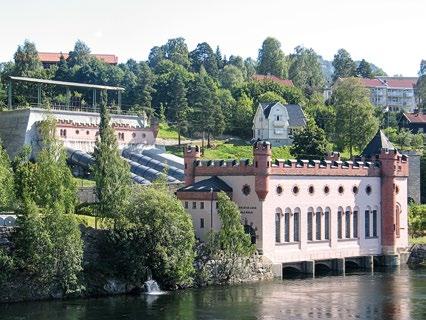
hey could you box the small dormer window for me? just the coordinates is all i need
[276,115,280,121]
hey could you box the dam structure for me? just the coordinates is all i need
[0,77,184,185]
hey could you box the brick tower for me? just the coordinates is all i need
[253,140,272,201]
[183,145,201,186]
[379,149,409,254]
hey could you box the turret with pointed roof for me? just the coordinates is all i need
[361,129,396,158]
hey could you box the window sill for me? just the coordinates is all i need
[308,240,330,243]
[275,241,300,245]
[365,236,378,239]
[337,238,359,241]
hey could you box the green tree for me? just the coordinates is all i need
[258,91,287,104]
[188,70,224,147]
[290,118,330,160]
[134,62,156,114]
[232,93,254,138]
[67,40,91,67]
[257,37,288,78]
[168,73,189,145]
[356,59,373,78]
[162,38,191,69]
[332,49,356,81]
[148,46,165,69]
[219,65,244,90]
[13,203,83,295]
[111,185,195,288]
[331,78,379,157]
[0,141,14,210]
[355,59,374,79]
[13,40,44,77]
[288,47,325,98]
[206,192,254,283]
[93,91,131,223]
[304,92,336,138]
[408,204,426,237]
[190,42,219,78]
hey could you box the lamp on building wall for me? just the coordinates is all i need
[210,187,214,231]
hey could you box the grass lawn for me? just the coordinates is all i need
[410,236,426,245]
[166,139,294,160]
[157,123,186,140]
[74,177,96,187]
[75,214,97,228]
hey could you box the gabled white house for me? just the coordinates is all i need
[252,102,306,146]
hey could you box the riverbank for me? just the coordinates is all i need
[0,225,273,304]
[0,268,424,320]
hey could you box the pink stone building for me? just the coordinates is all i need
[176,132,409,275]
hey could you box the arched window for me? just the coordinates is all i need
[324,207,330,240]
[307,207,314,241]
[353,207,359,238]
[337,206,343,239]
[345,206,351,238]
[316,207,322,240]
[294,208,300,242]
[284,208,291,242]
[373,206,378,237]
[395,204,400,238]
[275,211,281,243]
[365,206,371,238]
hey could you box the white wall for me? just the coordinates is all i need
[262,175,383,264]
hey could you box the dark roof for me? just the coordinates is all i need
[286,104,306,126]
[260,102,306,126]
[361,130,396,157]
[178,176,232,193]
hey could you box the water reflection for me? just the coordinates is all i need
[0,268,424,320]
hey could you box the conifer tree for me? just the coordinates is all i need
[93,91,131,224]
[169,74,189,145]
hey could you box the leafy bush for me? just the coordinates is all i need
[408,204,426,238]
[108,185,195,289]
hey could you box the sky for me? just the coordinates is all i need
[0,0,424,76]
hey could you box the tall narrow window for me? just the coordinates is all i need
[373,210,378,237]
[338,210,342,239]
[353,211,358,238]
[284,212,290,242]
[200,218,205,229]
[365,210,370,238]
[345,210,351,238]
[294,211,300,242]
[275,213,280,243]
[316,211,321,240]
[200,202,204,209]
[307,211,313,241]
[324,210,330,240]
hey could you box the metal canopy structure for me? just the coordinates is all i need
[7,76,124,109]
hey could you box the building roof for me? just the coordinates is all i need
[358,77,417,89]
[359,78,384,88]
[260,102,306,126]
[403,112,426,124]
[38,52,118,65]
[9,76,125,91]
[361,130,396,158]
[178,176,232,193]
[253,74,294,87]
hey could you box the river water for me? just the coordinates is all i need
[0,268,424,320]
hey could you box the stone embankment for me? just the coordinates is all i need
[0,226,273,303]
[408,244,426,267]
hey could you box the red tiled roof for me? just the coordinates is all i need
[38,52,118,64]
[379,78,417,89]
[403,112,426,123]
[357,77,417,89]
[358,78,384,88]
[253,74,294,87]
